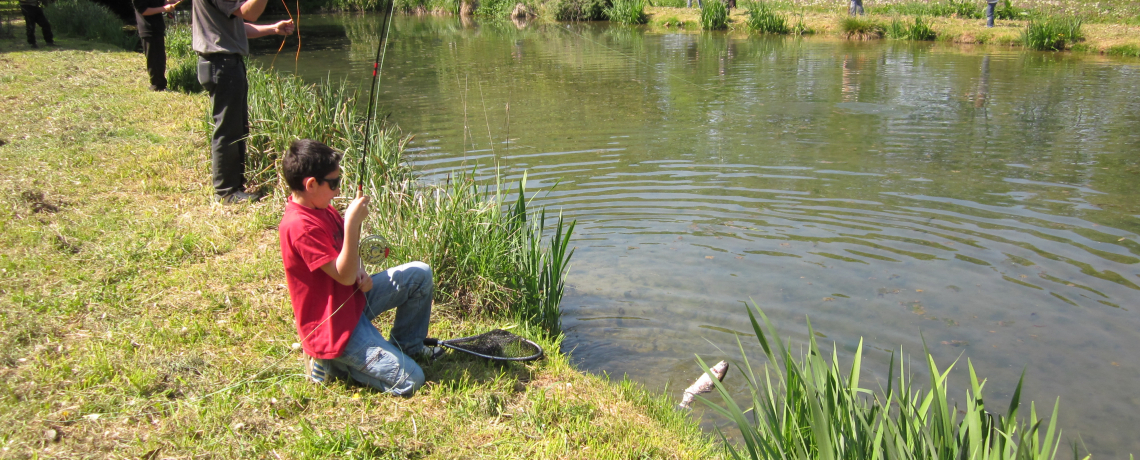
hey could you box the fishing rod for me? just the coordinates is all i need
[358,0,397,197]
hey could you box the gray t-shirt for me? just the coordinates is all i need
[192,0,249,56]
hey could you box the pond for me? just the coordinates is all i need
[251,14,1140,457]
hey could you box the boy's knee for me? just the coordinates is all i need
[406,261,433,288]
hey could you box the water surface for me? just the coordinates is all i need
[253,16,1140,456]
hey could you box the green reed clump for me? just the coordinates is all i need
[165,25,202,94]
[43,0,137,49]
[245,67,370,189]
[649,0,685,7]
[700,0,729,30]
[606,0,649,25]
[363,169,574,333]
[397,0,461,14]
[744,1,789,34]
[1024,16,1083,51]
[1106,44,1140,57]
[700,302,1087,460]
[885,15,936,40]
[839,16,883,39]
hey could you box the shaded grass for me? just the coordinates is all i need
[43,0,137,50]
[165,24,202,94]
[701,302,1092,459]
[0,45,718,459]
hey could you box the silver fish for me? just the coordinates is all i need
[677,360,729,409]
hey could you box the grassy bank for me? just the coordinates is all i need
[641,2,1140,54]
[0,39,717,458]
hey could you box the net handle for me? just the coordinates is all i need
[422,336,544,362]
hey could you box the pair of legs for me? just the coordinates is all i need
[317,262,434,396]
[198,53,250,199]
[141,34,167,91]
[21,4,53,47]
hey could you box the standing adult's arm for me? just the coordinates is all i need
[244,20,294,39]
[237,0,270,21]
[141,1,179,16]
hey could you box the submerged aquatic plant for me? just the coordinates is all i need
[744,1,790,34]
[699,302,1089,460]
[1024,16,1083,51]
[885,15,936,40]
[700,0,729,30]
[606,0,649,25]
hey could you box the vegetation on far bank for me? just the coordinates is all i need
[0,37,717,458]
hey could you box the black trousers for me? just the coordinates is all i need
[141,35,167,90]
[21,4,53,46]
[198,54,248,197]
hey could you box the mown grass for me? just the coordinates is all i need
[606,0,649,25]
[42,0,137,50]
[701,302,1094,460]
[0,41,718,458]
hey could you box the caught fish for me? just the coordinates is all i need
[677,360,729,409]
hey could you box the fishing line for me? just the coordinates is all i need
[359,0,396,196]
[270,0,295,69]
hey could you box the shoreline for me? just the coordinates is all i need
[0,38,717,458]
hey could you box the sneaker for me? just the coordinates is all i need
[214,190,262,204]
[305,356,346,384]
[412,345,445,361]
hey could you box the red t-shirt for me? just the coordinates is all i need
[279,197,366,359]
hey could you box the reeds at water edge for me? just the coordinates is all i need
[699,301,1092,460]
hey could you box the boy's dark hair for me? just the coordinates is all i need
[283,139,343,192]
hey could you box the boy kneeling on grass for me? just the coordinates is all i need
[279,139,434,396]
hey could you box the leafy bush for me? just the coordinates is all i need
[605,0,648,24]
[700,0,728,30]
[700,303,1083,460]
[165,25,203,94]
[1023,15,1082,51]
[839,16,883,39]
[995,0,1025,20]
[43,0,138,49]
[552,0,610,20]
[743,1,789,34]
[885,16,936,40]
[474,0,516,16]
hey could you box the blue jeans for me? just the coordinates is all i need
[329,262,433,396]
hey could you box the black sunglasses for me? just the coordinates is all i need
[320,175,342,190]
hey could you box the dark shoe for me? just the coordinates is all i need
[214,191,262,204]
[29,43,38,49]
[46,42,57,47]
[150,85,167,92]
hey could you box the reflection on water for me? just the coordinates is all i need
[253,15,1140,457]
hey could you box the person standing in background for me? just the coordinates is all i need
[19,0,54,49]
[134,0,179,91]
[986,0,998,27]
[192,0,293,204]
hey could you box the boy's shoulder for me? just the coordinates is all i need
[281,200,342,235]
